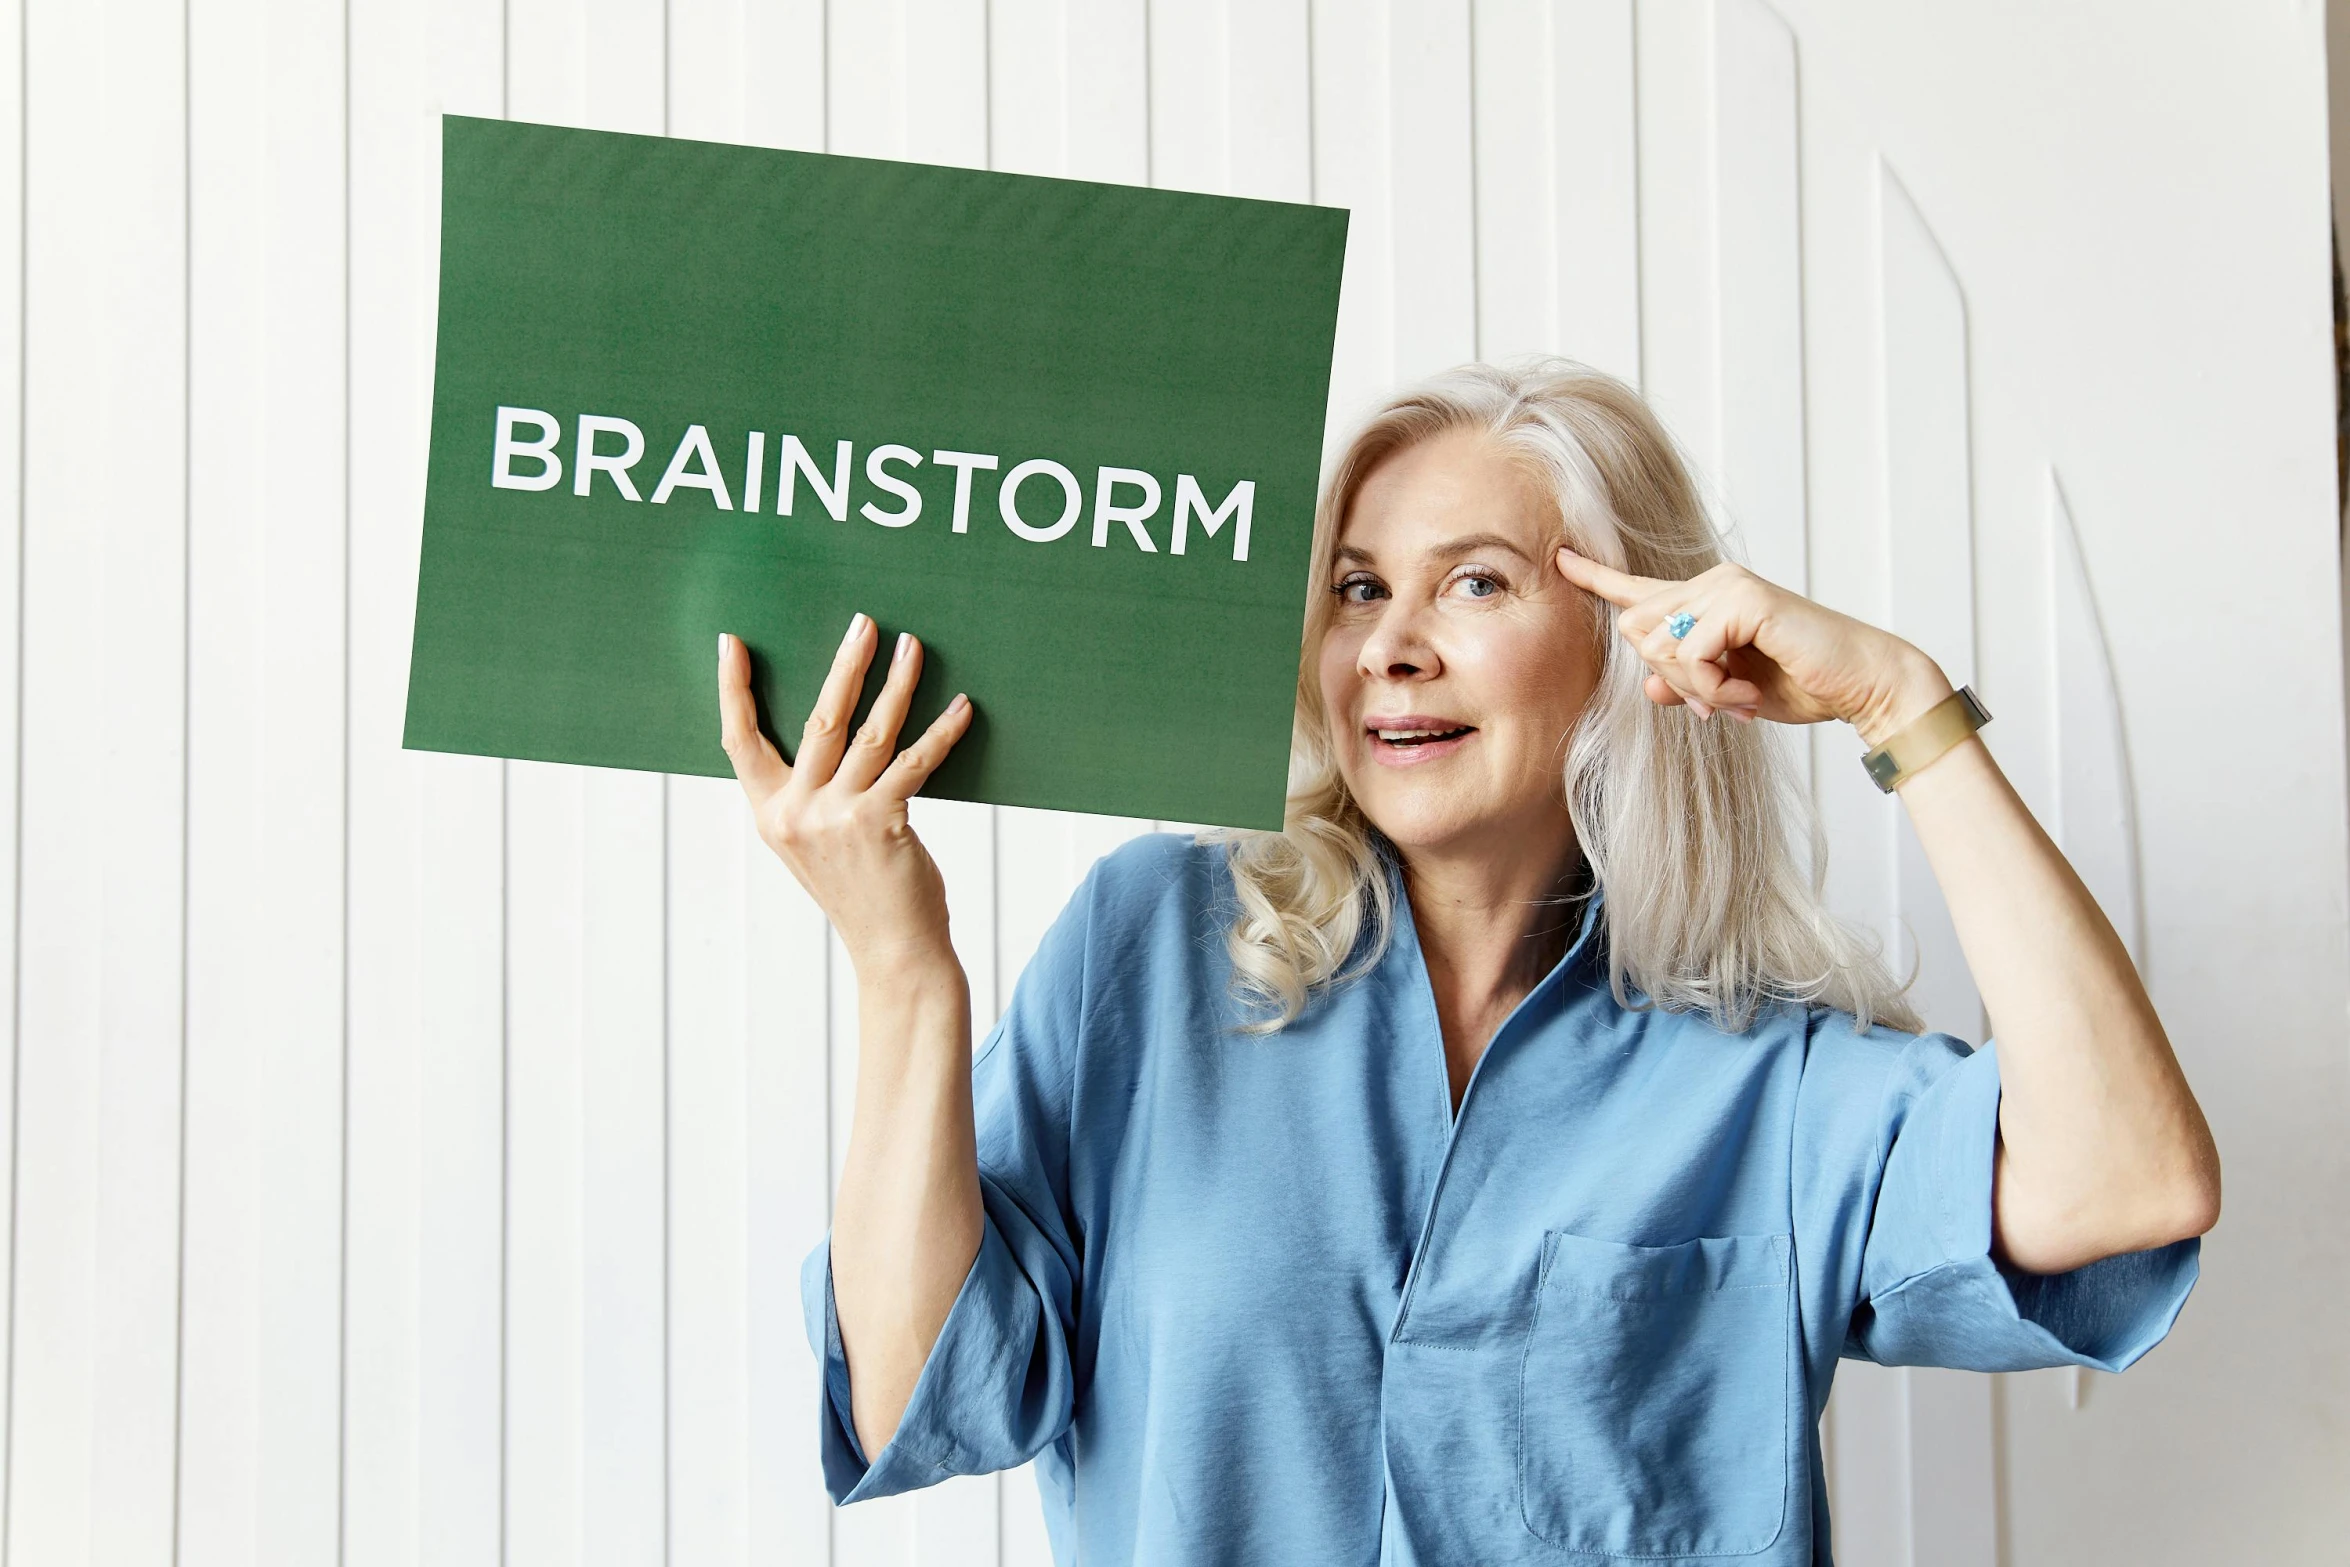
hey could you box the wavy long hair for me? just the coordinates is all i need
[1194,357,1920,1037]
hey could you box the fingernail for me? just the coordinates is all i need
[893,630,912,666]
[948,692,970,715]
[1690,700,1714,719]
[717,632,729,658]
[842,612,868,648]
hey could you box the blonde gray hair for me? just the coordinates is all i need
[1195,357,1920,1037]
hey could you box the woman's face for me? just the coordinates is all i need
[1317,429,1602,864]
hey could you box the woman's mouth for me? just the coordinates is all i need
[1365,717,1477,766]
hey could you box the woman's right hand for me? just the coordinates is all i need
[728,615,985,1457]
[717,613,976,971]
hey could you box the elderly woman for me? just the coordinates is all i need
[715,359,2217,1566]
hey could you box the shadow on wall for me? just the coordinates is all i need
[2333,209,2347,522]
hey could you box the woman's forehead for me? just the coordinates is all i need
[1339,433,1554,561]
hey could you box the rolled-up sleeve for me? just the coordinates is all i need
[797,862,1096,1505]
[1846,1033,2200,1373]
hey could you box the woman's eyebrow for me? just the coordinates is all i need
[1334,532,1537,568]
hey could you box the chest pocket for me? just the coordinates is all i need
[1517,1230,1796,1558]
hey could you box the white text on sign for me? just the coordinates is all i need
[490,407,1255,562]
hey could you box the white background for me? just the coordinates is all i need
[2,1,2342,1564]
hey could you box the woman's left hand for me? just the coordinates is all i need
[1555,547,1953,744]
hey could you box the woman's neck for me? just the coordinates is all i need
[1400,837,1590,1069]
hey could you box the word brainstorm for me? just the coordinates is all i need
[491,407,1258,561]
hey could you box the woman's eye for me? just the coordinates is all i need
[1455,570,1504,599]
[1331,574,1384,604]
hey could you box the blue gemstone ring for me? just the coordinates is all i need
[1666,611,1698,640]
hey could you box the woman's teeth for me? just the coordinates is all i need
[1376,727,1472,745]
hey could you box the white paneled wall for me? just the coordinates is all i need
[5,3,2344,1566]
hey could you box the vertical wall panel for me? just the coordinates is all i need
[663,776,753,1567]
[1711,0,1805,595]
[1148,3,1225,197]
[744,0,828,153]
[1872,154,1996,1567]
[1227,4,1312,203]
[1387,0,1477,381]
[579,776,669,1567]
[182,0,270,1554]
[1312,0,1394,438]
[904,0,989,170]
[1314,0,1479,429]
[1471,0,1556,362]
[668,0,745,145]
[342,4,513,1561]
[13,2,189,1563]
[2046,469,2140,967]
[504,768,589,1567]
[2037,466,2141,1417]
[1708,0,1814,861]
[828,2,902,164]
[987,0,1064,181]
[509,0,665,133]
[994,0,1151,190]
[1907,1373,1996,1567]
[1064,2,1151,184]
[412,746,508,1567]
[1469,0,1637,380]
[499,9,674,1567]
[1472,0,1645,380]
[0,0,22,1535]
[1633,0,1719,472]
[346,0,517,1505]
[182,0,349,1564]
[745,830,837,1566]
[1825,1362,1910,1565]
[1875,158,1978,1040]
[1554,0,1641,385]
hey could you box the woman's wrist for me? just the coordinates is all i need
[1847,648,1957,749]
[850,929,964,988]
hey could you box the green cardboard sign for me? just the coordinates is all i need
[402,115,1347,829]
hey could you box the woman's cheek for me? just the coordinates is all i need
[1318,633,1360,708]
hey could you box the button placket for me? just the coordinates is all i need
[1383,883,1605,1344]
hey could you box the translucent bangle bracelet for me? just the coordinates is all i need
[1861,685,1991,793]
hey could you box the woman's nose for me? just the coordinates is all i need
[1358,600,1440,679]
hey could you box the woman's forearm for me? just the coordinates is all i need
[829,943,986,1460]
[1870,662,2221,1274]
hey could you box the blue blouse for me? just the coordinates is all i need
[800,830,2199,1565]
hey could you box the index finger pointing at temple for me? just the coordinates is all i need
[1554,544,1664,609]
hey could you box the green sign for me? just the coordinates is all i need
[402,115,1348,829]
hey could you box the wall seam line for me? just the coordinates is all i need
[338,0,355,1563]
[172,0,193,1556]
[1,0,23,1553]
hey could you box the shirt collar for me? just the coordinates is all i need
[1378,847,1610,997]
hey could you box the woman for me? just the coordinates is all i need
[715,359,2217,1565]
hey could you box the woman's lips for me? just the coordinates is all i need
[1365,720,1477,768]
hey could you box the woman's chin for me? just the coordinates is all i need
[1354,793,1497,857]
